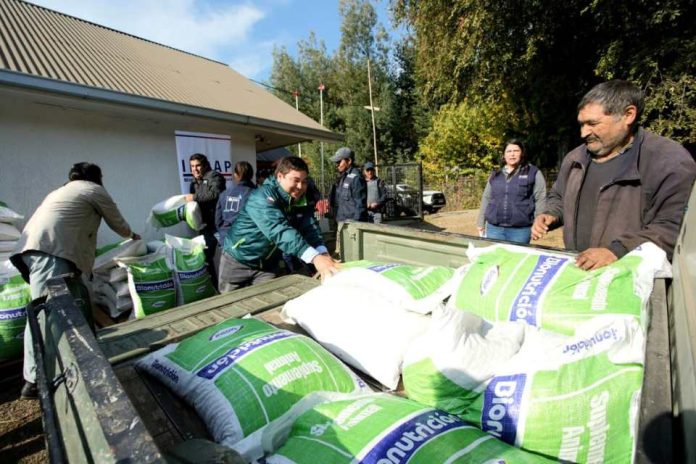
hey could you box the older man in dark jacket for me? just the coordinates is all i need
[532,80,696,270]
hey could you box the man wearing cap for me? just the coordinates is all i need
[329,147,368,224]
[363,161,387,224]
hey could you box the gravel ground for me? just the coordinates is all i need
[422,209,565,249]
[0,364,46,464]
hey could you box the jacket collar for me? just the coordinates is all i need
[265,176,306,206]
[569,128,645,183]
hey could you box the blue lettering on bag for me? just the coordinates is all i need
[481,374,527,444]
[197,331,296,380]
[361,409,466,463]
[509,255,567,326]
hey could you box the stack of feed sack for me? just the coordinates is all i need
[0,201,23,263]
[401,242,669,463]
[116,235,216,319]
[92,239,147,318]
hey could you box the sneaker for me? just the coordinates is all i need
[20,381,38,400]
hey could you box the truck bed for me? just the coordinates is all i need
[103,274,392,454]
[32,221,686,463]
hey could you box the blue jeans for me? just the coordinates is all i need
[485,224,532,244]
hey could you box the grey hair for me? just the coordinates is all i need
[578,80,644,131]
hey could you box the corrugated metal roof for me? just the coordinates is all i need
[0,0,337,140]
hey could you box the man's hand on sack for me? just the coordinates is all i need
[575,247,617,271]
[312,253,341,281]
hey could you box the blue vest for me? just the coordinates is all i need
[484,164,538,227]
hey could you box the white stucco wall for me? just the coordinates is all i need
[0,88,257,245]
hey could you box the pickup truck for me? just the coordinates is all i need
[29,185,696,463]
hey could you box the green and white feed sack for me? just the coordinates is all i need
[406,312,644,463]
[448,242,667,334]
[136,318,371,454]
[165,235,216,305]
[0,262,30,360]
[262,393,551,463]
[149,195,203,230]
[118,251,176,318]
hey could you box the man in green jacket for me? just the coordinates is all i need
[218,156,338,292]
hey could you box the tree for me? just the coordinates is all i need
[419,95,513,183]
[393,0,696,170]
[269,0,403,174]
[384,36,430,163]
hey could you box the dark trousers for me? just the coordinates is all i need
[202,230,219,289]
[217,252,277,293]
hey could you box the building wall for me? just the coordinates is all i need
[0,88,257,244]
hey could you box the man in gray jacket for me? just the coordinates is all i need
[532,80,696,270]
[11,162,139,399]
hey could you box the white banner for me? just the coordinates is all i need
[175,131,233,194]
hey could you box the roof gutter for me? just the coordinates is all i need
[0,69,343,143]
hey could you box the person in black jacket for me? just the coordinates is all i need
[329,147,367,223]
[186,153,226,286]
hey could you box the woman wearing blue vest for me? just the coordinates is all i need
[477,139,546,243]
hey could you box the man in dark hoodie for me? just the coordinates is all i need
[186,153,226,285]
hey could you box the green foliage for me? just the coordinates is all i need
[393,0,696,168]
[643,75,696,147]
[270,0,695,201]
[419,96,517,183]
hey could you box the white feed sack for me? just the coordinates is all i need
[0,241,17,253]
[0,223,21,241]
[93,239,147,274]
[0,202,24,225]
[92,279,132,318]
[135,318,371,461]
[324,260,465,314]
[148,195,203,231]
[94,266,127,284]
[165,235,216,305]
[146,240,166,254]
[447,242,669,335]
[282,283,431,390]
[262,393,553,464]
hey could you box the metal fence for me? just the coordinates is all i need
[377,163,423,220]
